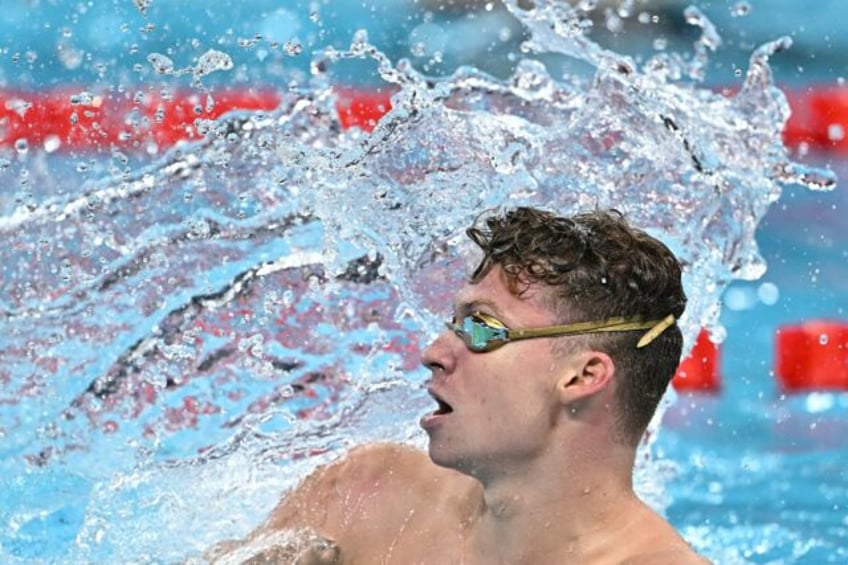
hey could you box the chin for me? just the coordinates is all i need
[426,439,451,467]
[426,438,461,470]
[426,441,481,478]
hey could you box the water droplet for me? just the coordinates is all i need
[757,282,779,305]
[805,392,834,413]
[43,135,61,154]
[194,49,233,77]
[57,42,84,70]
[238,36,261,49]
[284,40,303,56]
[731,1,751,17]
[310,54,330,76]
[14,138,28,154]
[134,0,151,16]
[777,161,837,191]
[605,12,623,33]
[616,0,634,18]
[147,53,175,75]
[350,29,370,54]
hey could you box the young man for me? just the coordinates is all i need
[211,207,708,564]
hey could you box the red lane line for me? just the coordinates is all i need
[783,87,848,152]
[0,88,283,153]
[672,329,721,393]
[2,86,845,154]
[775,320,848,392]
[0,87,395,153]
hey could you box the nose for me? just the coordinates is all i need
[421,328,458,375]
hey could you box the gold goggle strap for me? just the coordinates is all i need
[635,314,677,348]
[505,314,677,349]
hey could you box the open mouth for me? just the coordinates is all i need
[431,392,453,415]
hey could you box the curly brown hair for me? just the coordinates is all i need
[466,207,687,445]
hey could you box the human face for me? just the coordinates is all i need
[419,266,573,479]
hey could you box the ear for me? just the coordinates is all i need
[555,350,615,405]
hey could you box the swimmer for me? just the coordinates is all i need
[212,207,709,564]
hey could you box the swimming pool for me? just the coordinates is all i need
[1,1,846,563]
[662,163,848,562]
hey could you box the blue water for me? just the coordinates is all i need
[1,1,847,563]
[661,161,848,562]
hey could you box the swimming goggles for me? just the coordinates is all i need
[446,311,676,353]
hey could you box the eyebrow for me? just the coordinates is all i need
[453,299,503,318]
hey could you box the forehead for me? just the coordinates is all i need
[453,267,553,322]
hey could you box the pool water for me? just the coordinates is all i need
[1,1,847,563]
[659,165,848,563]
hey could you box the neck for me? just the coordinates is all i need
[467,434,642,564]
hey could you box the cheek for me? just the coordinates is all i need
[500,352,560,409]
[465,348,558,415]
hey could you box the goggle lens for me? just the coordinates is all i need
[446,313,508,352]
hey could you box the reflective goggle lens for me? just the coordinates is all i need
[445,313,508,352]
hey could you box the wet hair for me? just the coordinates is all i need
[466,207,687,445]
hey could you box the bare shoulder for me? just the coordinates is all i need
[614,503,710,565]
[205,444,474,563]
[623,547,712,565]
[261,441,478,536]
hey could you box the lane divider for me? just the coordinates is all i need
[673,319,848,394]
[673,330,721,393]
[1,88,281,153]
[0,87,394,153]
[775,320,848,392]
[1,86,847,153]
[784,87,848,153]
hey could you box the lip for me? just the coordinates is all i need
[420,388,454,430]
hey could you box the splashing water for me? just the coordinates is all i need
[0,1,836,562]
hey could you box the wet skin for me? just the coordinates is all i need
[215,267,709,564]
